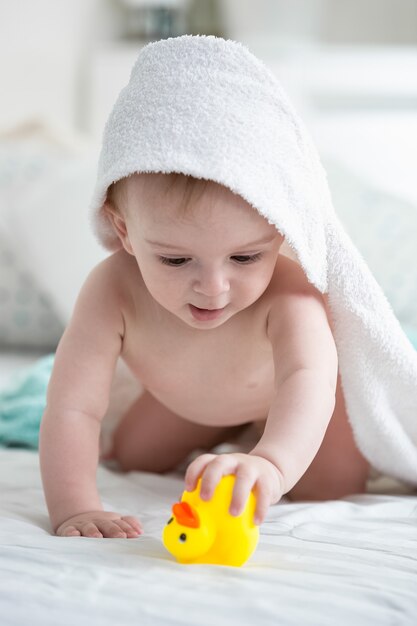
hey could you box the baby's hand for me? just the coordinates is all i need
[184,452,284,525]
[55,511,143,538]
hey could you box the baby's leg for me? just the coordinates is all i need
[287,375,369,501]
[111,389,248,473]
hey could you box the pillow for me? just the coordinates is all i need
[0,136,68,347]
[324,157,417,329]
[0,233,63,348]
[0,132,107,328]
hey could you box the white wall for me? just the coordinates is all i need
[1,0,416,135]
[220,0,417,48]
[1,0,416,187]
[0,0,114,131]
[320,0,417,44]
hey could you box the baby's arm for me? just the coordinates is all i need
[250,263,338,494]
[186,261,337,524]
[39,259,141,538]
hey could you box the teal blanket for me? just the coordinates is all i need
[0,354,54,449]
[1,326,417,450]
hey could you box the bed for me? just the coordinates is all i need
[1,46,417,625]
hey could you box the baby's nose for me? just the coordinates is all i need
[193,268,230,297]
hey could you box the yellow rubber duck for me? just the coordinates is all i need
[162,474,259,567]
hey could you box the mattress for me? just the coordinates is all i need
[1,352,416,625]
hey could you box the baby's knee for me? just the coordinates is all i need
[287,468,368,502]
[111,436,169,473]
[109,417,142,472]
[111,417,189,474]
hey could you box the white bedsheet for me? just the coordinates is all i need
[1,452,417,625]
[1,354,417,625]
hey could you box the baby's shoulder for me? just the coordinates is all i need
[265,253,329,336]
[265,253,327,321]
[94,249,137,281]
[267,253,313,297]
[88,250,140,304]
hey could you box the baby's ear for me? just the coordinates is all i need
[103,201,134,255]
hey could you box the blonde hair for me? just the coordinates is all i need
[106,172,212,217]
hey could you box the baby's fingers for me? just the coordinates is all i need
[79,522,104,538]
[253,481,273,525]
[59,525,81,537]
[121,515,143,533]
[113,518,142,537]
[55,520,100,537]
[185,453,217,491]
[199,456,237,501]
[94,519,130,538]
[229,471,255,517]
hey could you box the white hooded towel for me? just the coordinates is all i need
[90,35,417,486]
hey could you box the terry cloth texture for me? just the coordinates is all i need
[89,35,417,486]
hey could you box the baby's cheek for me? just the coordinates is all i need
[247,276,271,303]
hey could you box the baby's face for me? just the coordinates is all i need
[111,175,284,329]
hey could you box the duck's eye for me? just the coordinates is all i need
[179,533,187,542]
[167,517,174,525]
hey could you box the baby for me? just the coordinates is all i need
[39,171,369,538]
[39,36,371,539]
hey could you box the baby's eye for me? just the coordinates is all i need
[159,257,190,266]
[231,253,262,264]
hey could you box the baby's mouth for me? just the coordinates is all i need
[189,304,226,321]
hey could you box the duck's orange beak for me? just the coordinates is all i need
[172,501,200,528]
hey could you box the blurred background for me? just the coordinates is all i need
[1,0,417,366]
